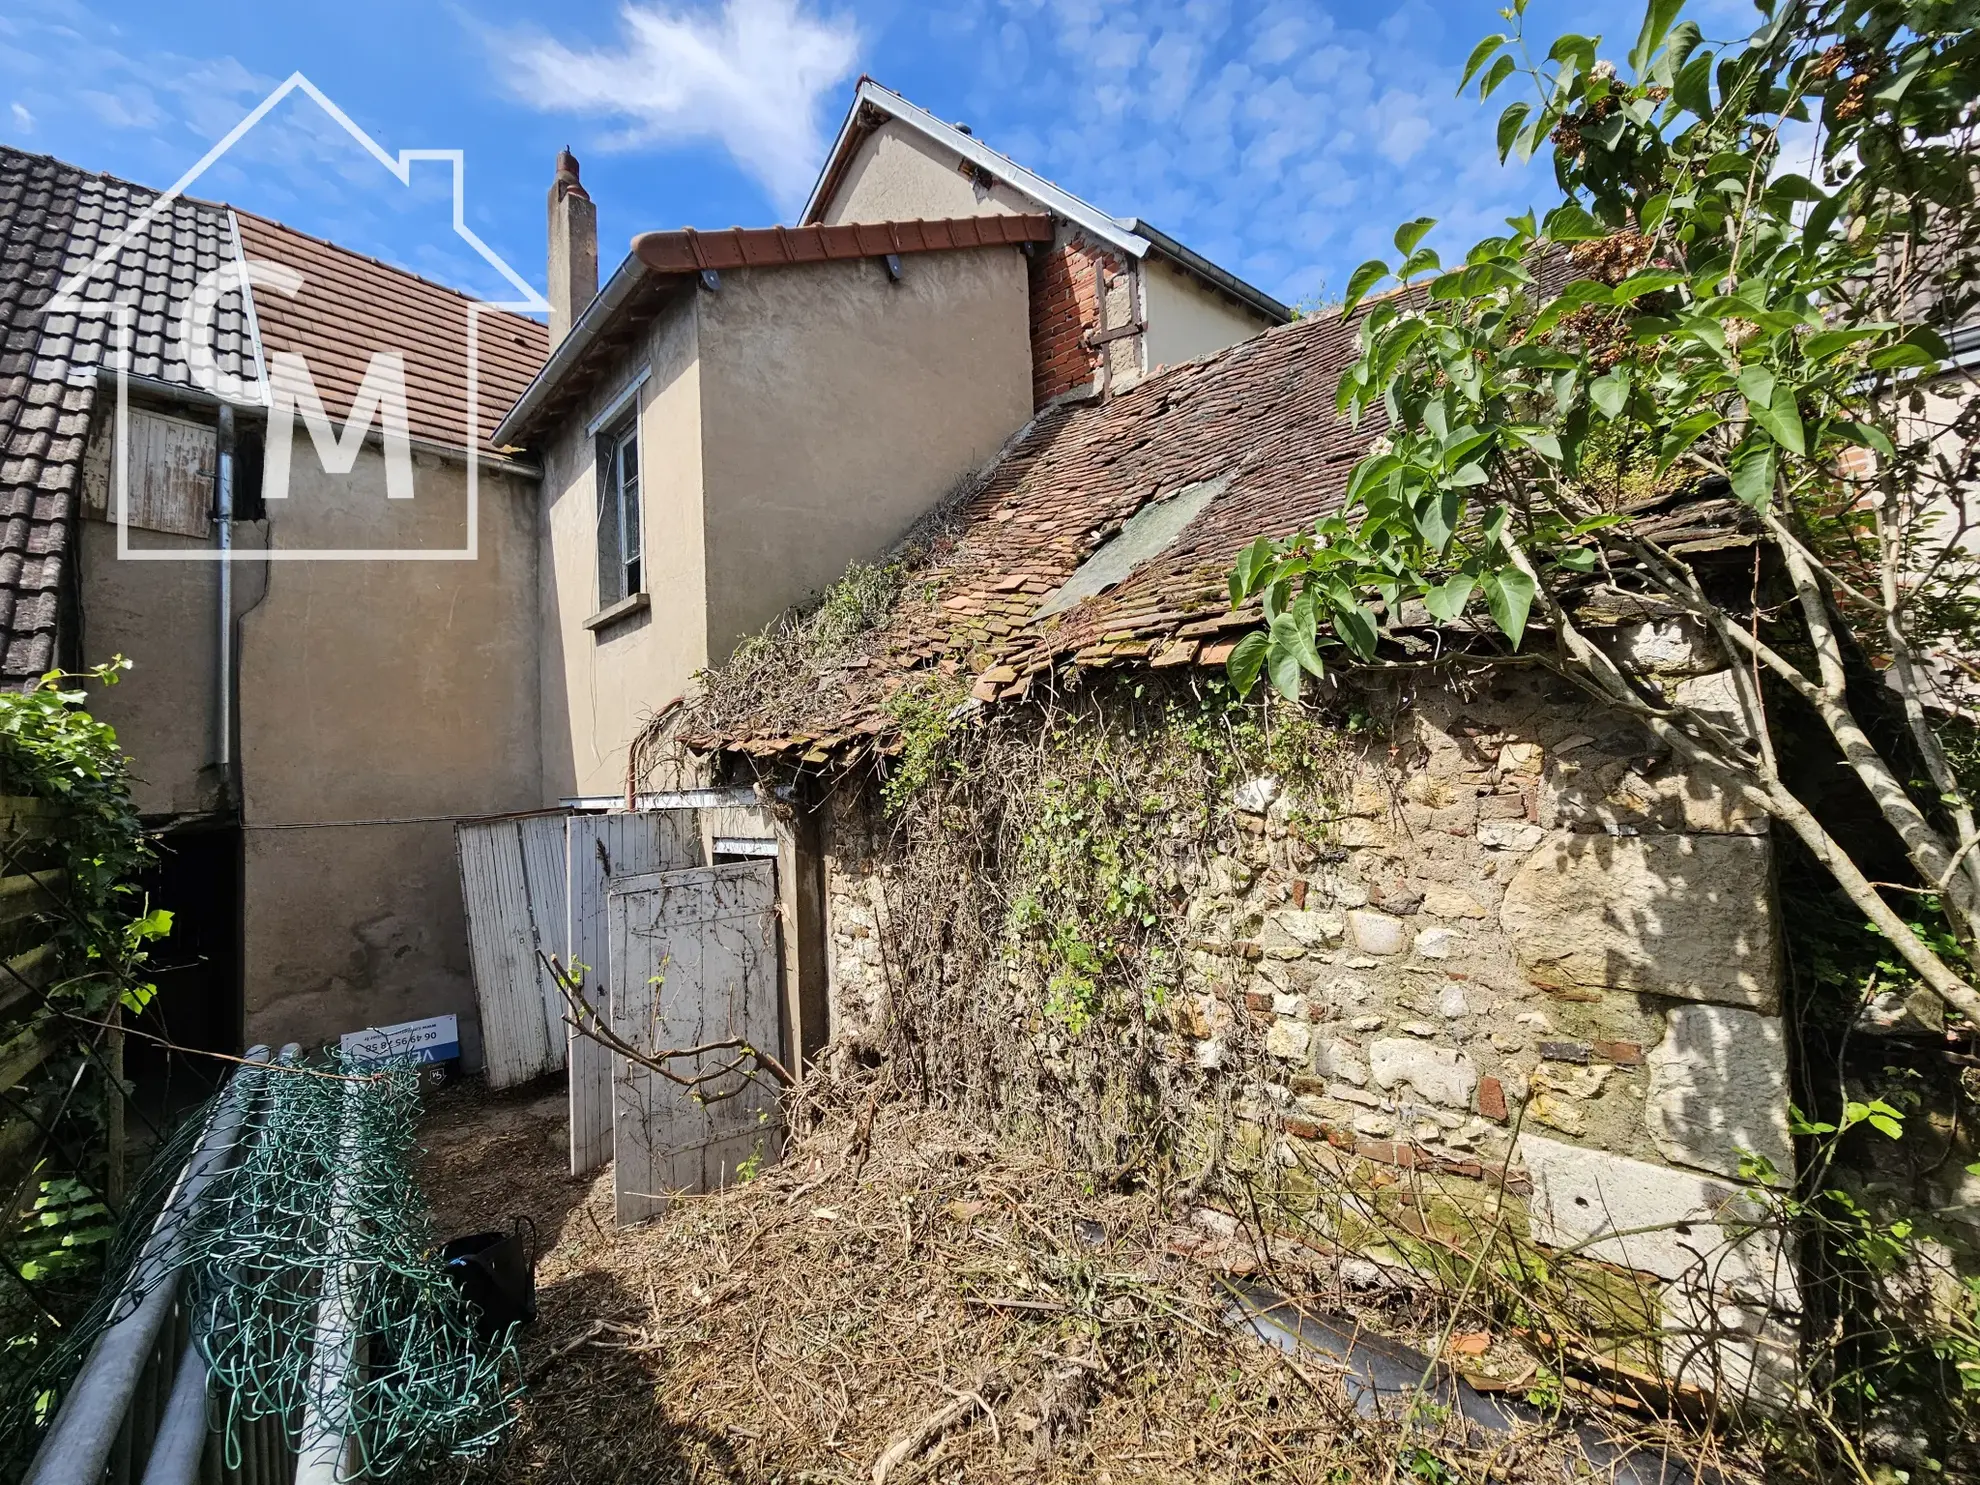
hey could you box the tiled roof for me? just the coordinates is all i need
[0,146,549,683]
[237,212,547,454]
[0,145,255,683]
[632,215,1054,275]
[699,308,1378,761]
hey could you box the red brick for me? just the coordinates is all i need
[1592,1039,1643,1065]
[1477,1076,1508,1123]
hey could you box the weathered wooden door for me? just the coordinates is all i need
[564,812,702,1175]
[456,812,570,1089]
[607,862,783,1225]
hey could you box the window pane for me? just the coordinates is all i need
[595,433,623,608]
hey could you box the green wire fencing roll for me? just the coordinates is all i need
[181,1053,521,1478]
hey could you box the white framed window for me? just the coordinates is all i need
[595,411,642,610]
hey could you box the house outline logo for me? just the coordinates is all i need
[48,72,551,562]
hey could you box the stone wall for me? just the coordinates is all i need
[810,660,1800,1404]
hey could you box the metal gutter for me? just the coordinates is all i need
[1121,217,1293,324]
[492,251,650,449]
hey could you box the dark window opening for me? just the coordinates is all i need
[595,414,643,610]
[232,427,266,522]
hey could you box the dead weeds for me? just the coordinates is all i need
[422,1079,1753,1485]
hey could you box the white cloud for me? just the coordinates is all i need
[495,0,860,215]
[8,102,30,133]
[930,0,1551,305]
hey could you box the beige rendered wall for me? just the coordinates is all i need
[1141,257,1272,372]
[695,247,1033,653]
[537,291,707,802]
[818,118,1036,225]
[235,437,541,1060]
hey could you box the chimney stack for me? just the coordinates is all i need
[547,148,597,348]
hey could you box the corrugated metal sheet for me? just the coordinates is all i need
[456,812,570,1090]
[564,812,701,1176]
[607,861,781,1226]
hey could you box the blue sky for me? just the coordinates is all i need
[0,0,1759,311]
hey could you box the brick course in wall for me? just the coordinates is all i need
[1026,229,1126,407]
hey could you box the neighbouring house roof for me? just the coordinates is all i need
[0,144,256,682]
[695,308,1374,763]
[802,79,1294,326]
[236,213,547,455]
[493,214,1054,449]
[0,142,548,685]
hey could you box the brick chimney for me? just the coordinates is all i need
[547,148,597,348]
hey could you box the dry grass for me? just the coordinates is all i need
[420,1077,1752,1485]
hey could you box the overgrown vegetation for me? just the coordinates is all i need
[1227,0,1980,1027]
[0,662,171,1404]
[853,673,1354,1177]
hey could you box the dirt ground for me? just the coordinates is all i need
[413,1073,1751,1485]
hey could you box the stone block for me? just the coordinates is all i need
[1414,926,1456,960]
[1271,909,1345,947]
[1234,776,1281,814]
[1314,1037,1369,1086]
[1477,821,1545,851]
[1518,1134,1796,1301]
[1421,886,1487,920]
[1499,833,1779,1011]
[1645,1006,1793,1179]
[1265,1019,1312,1060]
[1369,1038,1477,1108]
[1346,909,1406,955]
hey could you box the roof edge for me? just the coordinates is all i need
[631,214,1053,275]
[492,251,649,448]
[1125,218,1292,324]
[800,80,1289,326]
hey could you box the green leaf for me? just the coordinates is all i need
[1415,489,1461,553]
[1230,535,1275,605]
[1613,269,1684,302]
[1730,437,1776,509]
[1804,326,1889,363]
[1590,367,1632,419]
[1628,0,1683,78]
[1748,378,1805,457]
[1482,568,1537,648]
[1226,630,1269,696]
[1330,600,1380,662]
[1673,49,1714,117]
[1505,207,1537,240]
[1541,202,1605,242]
[1553,547,1598,573]
[1480,53,1518,100]
[1508,428,1563,462]
[1343,259,1391,316]
[1394,216,1437,257]
[1868,343,1940,373]
[1270,608,1327,680]
[1497,102,1532,163]
[1459,34,1507,94]
[1655,410,1722,474]
[1446,462,1489,488]
[1546,34,1595,73]
[1735,365,1775,408]
[1833,421,1895,461]
[1422,573,1475,622]
[1398,247,1441,279]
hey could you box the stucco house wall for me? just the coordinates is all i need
[538,289,707,802]
[76,409,542,1063]
[815,117,1037,226]
[1142,258,1279,373]
[696,249,1033,651]
[536,247,1033,803]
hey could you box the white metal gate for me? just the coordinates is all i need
[563,811,702,1175]
[455,813,569,1089]
[607,862,783,1225]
